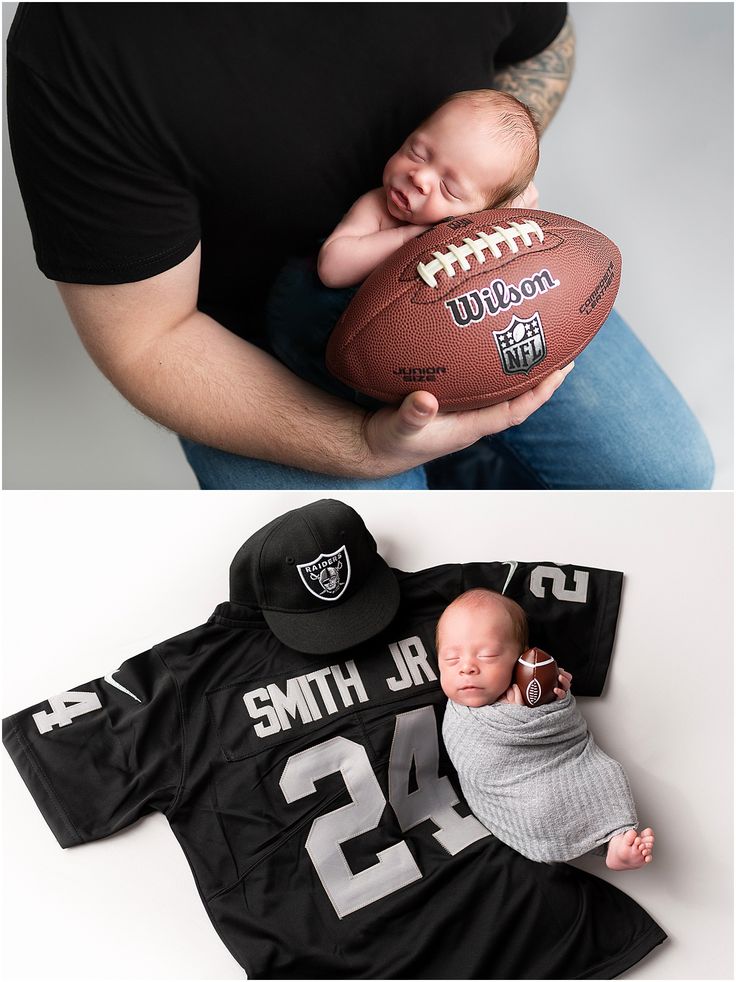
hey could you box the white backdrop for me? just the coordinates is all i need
[2,490,733,979]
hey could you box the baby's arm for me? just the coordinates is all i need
[318,189,430,288]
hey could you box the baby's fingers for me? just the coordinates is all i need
[556,669,573,694]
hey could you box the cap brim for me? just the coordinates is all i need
[263,559,400,654]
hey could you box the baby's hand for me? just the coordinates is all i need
[554,668,573,701]
[401,222,433,243]
[497,668,571,705]
[496,683,525,705]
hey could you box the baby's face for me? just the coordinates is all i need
[382,101,520,225]
[437,598,521,707]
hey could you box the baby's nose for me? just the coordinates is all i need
[411,170,430,194]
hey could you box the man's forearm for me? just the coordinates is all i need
[57,242,574,483]
[83,307,380,477]
[493,16,576,135]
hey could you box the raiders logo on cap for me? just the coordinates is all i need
[228,499,400,654]
[297,546,351,601]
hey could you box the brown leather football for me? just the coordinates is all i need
[514,647,560,708]
[325,208,621,410]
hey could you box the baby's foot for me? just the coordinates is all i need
[606,828,655,870]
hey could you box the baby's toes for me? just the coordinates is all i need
[623,829,638,846]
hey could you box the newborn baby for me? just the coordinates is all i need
[318,88,539,288]
[438,588,655,869]
[265,89,542,402]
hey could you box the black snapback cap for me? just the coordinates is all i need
[229,499,400,654]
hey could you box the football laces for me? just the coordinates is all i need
[417,219,544,288]
[525,679,542,705]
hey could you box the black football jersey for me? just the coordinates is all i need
[3,561,665,979]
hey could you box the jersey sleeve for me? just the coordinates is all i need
[494,2,568,67]
[461,562,623,696]
[6,7,201,284]
[2,648,183,848]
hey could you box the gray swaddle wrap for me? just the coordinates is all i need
[443,693,637,863]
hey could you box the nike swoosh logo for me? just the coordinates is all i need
[103,670,142,703]
[500,561,518,595]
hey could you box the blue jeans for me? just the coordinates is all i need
[180,256,713,490]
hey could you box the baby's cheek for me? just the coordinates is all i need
[438,668,455,698]
[493,666,514,693]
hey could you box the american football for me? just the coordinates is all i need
[325,209,621,410]
[514,647,560,708]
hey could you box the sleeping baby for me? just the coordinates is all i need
[265,88,543,393]
[438,588,655,869]
[317,87,539,288]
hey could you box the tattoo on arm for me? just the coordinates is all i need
[493,17,576,135]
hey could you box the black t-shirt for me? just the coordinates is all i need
[7,2,567,344]
[3,560,666,979]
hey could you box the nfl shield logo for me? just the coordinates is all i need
[297,546,351,601]
[493,313,547,376]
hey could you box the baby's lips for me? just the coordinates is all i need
[390,186,411,212]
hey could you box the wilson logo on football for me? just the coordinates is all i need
[444,269,560,327]
[297,546,351,601]
[417,219,545,288]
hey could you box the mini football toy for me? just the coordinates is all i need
[514,647,560,707]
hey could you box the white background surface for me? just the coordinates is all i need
[2,490,733,980]
[2,2,733,489]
